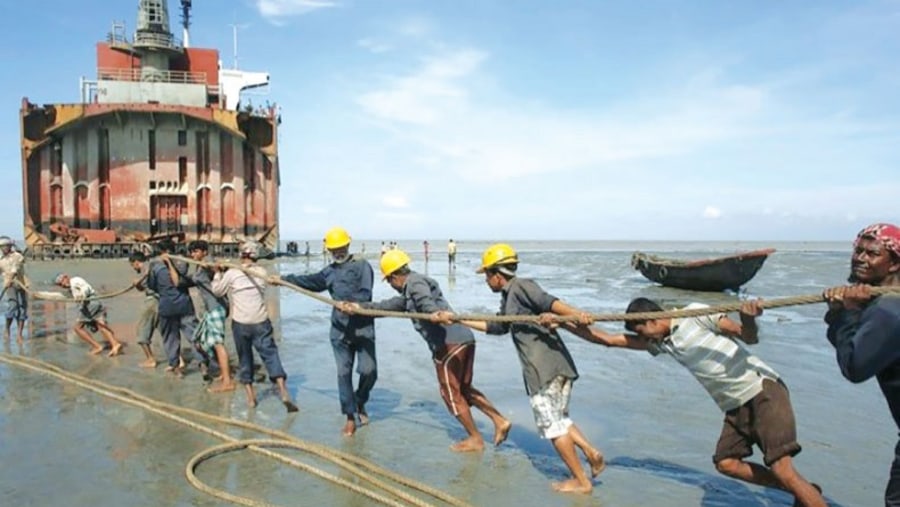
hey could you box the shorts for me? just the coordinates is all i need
[713,378,802,466]
[5,287,28,321]
[433,342,475,416]
[78,300,107,332]
[529,375,573,440]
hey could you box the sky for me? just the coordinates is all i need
[0,0,897,241]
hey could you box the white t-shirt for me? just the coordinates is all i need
[647,303,780,412]
[211,265,268,324]
[68,276,96,301]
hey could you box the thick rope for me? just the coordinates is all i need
[170,255,900,323]
[17,275,144,303]
[0,354,471,507]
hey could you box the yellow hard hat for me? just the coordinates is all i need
[477,243,518,273]
[380,249,411,279]
[323,227,351,250]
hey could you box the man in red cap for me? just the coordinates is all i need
[824,222,900,506]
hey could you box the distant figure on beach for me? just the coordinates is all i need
[447,239,457,272]
[211,241,296,412]
[571,298,825,506]
[279,227,376,435]
[54,273,124,357]
[147,239,198,378]
[342,249,511,452]
[128,252,160,368]
[450,243,605,493]
[303,241,310,257]
[0,236,27,343]
[380,241,388,257]
[187,240,235,393]
[823,222,900,506]
[423,240,430,263]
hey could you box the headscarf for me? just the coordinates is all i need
[854,223,900,258]
[54,273,67,285]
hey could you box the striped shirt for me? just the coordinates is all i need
[647,302,780,412]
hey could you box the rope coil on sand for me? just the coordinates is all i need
[0,354,471,507]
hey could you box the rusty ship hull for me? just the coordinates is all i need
[20,0,279,259]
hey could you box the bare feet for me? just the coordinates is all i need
[343,419,357,437]
[551,479,592,494]
[357,404,369,426]
[587,450,606,478]
[169,366,185,379]
[140,358,158,368]
[282,398,299,413]
[493,419,512,446]
[107,343,123,357]
[207,381,237,393]
[89,347,104,355]
[178,356,186,369]
[450,436,485,453]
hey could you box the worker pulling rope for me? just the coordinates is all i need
[0,353,472,507]
[20,255,899,322]
[167,255,900,323]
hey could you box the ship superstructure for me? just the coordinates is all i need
[20,0,280,258]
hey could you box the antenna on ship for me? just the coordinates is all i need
[180,0,192,48]
[228,22,248,69]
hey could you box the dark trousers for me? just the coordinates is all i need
[159,314,198,367]
[332,335,377,416]
[888,439,900,506]
[233,319,286,385]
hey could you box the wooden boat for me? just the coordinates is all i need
[631,248,775,292]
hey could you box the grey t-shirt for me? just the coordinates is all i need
[485,277,578,396]
[190,264,228,314]
[366,272,473,356]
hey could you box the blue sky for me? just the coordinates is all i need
[1,0,898,241]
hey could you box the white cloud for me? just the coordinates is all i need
[355,49,772,184]
[255,0,336,23]
[357,38,392,54]
[382,195,409,209]
[356,49,487,125]
[703,206,723,219]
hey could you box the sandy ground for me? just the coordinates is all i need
[0,251,884,506]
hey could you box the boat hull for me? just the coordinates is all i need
[631,249,775,292]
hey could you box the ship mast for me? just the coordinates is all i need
[180,0,192,48]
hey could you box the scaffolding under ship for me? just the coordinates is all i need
[19,0,280,259]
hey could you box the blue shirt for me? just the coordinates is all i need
[826,295,900,429]
[146,259,195,318]
[282,256,375,340]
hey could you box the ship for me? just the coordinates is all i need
[19,0,280,259]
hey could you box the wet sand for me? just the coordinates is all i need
[0,249,887,506]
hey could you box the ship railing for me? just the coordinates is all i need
[97,67,207,85]
[133,32,181,49]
